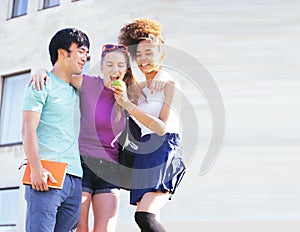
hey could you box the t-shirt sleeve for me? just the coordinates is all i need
[22,85,48,113]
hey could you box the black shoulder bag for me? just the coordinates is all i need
[118,113,141,190]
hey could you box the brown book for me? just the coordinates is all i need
[22,160,68,189]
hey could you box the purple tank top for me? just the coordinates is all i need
[78,75,126,162]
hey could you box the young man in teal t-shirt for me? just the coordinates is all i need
[22,28,89,232]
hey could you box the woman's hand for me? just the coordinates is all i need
[27,69,49,90]
[149,79,166,93]
[112,85,129,109]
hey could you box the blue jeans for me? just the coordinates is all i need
[25,174,82,232]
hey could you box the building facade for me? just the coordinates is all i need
[0,0,200,231]
[1,0,297,231]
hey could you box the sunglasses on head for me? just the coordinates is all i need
[102,44,128,53]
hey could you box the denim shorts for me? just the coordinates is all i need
[81,155,120,195]
[25,174,82,232]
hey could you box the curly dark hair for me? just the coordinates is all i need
[118,18,164,58]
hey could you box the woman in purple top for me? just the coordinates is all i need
[30,44,141,232]
[75,44,138,232]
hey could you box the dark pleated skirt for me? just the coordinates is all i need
[130,133,186,205]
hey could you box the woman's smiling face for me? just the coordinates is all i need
[101,51,127,88]
[135,40,162,75]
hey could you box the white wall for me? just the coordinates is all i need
[1,0,300,231]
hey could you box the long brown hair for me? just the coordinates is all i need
[101,47,144,120]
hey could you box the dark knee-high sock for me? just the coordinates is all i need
[134,212,167,232]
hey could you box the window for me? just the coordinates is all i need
[43,0,60,9]
[0,72,29,146]
[0,187,19,227]
[12,0,28,18]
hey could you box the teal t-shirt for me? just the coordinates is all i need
[23,72,82,177]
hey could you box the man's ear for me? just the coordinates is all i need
[58,48,67,58]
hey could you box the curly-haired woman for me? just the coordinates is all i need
[115,18,186,232]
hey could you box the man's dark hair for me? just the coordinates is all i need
[49,28,90,65]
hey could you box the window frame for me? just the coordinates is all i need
[0,70,30,147]
[10,0,28,18]
[0,186,20,227]
[41,0,60,9]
